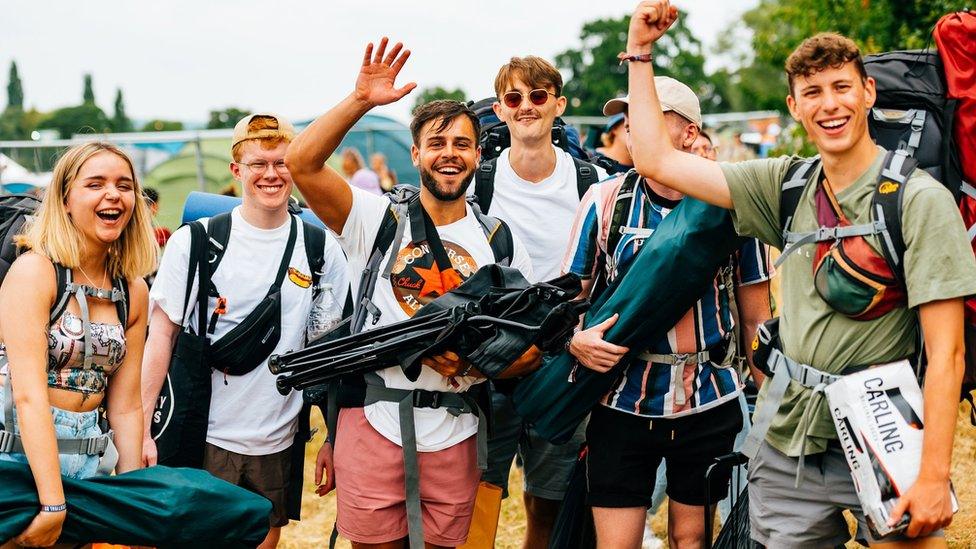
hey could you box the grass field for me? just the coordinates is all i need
[278,405,976,548]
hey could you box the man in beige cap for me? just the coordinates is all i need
[141,113,347,548]
[560,76,771,548]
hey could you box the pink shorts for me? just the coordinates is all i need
[333,407,480,546]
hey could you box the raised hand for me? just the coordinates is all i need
[628,0,679,50]
[354,37,418,107]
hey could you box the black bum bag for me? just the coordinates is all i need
[206,216,297,377]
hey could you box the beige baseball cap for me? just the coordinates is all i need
[232,112,296,148]
[602,76,702,129]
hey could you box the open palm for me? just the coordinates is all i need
[355,37,417,107]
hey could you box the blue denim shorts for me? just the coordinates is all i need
[0,386,102,479]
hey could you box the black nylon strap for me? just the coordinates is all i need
[408,197,455,273]
[473,159,497,213]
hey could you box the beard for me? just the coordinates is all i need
[418,165,475,202]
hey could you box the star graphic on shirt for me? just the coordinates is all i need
[414,262,449,298]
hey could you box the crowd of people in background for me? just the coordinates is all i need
[1,1,973,548]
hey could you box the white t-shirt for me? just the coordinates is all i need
[339,186,532,451]
[151,207,348,455]
[469,145,607,282]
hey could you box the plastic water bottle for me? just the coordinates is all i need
[306,282,343,342]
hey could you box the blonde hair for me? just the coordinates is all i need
[231,115,292,161]
[17,142,158,280]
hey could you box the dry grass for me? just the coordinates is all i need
[280,405,976,548]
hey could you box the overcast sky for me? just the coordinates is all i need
[1,0,758,125]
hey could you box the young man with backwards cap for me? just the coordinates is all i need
[561,77,771,548]
[140,113,348,548]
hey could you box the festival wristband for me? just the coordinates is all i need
[617,52,653,65]
[40,503,67,513]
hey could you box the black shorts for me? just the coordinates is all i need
[586,399,742,508]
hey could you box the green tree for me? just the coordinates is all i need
[6,61,23,110]
[207,107,252,129]
[141,119,184,132]
[743,0,969,71]
[82,73,95,105]
[555,12,719,116]
[37,103,112,138]
[412,87,467,112]
[112,88,132,133]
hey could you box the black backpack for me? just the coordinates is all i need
[472,156,600,215]
[0,193,41,282]
[0,193,130,325]
[864,50,961,198]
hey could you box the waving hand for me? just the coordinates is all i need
[355,37,417,107]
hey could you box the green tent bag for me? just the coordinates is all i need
[0,462,271,548]
[512,197,744,443]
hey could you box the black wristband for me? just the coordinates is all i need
[40,503,67,513]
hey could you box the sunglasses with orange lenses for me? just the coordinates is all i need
[502,89,556,109]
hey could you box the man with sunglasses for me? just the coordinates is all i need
[466,56,606,549]
[561,78,772,548]
[624,1,976,546]
[142,113,348,548]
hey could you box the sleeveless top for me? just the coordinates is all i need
[0,309,127,396]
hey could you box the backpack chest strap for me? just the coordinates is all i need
[776,219,888,267]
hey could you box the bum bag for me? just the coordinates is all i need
[201,215,298,376]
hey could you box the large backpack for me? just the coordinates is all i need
[863,50,960,198]
[0,193,41,282]
[935,11,976,414]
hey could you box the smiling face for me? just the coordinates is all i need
[494,75,566,146]
[64,150,137,251]
[231,141,293,214]
[411,115,480,202]
[787,62,876,157]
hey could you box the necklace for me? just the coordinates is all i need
[76,264,107,289]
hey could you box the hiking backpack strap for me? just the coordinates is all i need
[473,158,498,214]
[302,221,327,288]
[870,149,917,284]
[572,156,600,198]
[604,170,644,275]
[468,201,514,266]
[203,213,233,335]
[350,197,408,334]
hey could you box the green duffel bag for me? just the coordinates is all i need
[0,461,271,548]
[512,197,745,443]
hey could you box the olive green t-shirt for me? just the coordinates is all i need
[721,146,976,456]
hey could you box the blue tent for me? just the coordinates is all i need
[298,113,417,186]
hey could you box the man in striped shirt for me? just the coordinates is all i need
[561,77,771,548]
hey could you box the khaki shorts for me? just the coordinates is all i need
[204,443,292,528]
[748,441,943,547]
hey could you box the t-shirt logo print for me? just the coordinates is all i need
[391,240,478,316]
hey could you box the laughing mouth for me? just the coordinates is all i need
[434,165,464,176]
[96,208,123,222]
[817,117,850,131]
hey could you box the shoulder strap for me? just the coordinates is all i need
[112,276,130,328]
[349,203,402,334]
[468,201,513,266]
[779,157,821,237]
[302,221,327,287]
[604,170,643,262]
[572,157,600,199]
[50,263,72,324]
[871,149,917,284]
[206,212,233,273]
[474,159,498,213]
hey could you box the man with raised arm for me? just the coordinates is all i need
[618,1,976,546]
[286,38,537,549]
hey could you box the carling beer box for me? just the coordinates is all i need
[825,360,958,538]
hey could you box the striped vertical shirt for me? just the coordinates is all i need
[561,172,772,418]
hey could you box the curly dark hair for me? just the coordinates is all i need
[785,32,867,96]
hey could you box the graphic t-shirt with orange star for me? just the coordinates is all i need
[338,186,532,451]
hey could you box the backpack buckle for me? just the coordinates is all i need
[413,389,441,409]
[0,430,16,453]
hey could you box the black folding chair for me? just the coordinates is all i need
[704,452,752,549]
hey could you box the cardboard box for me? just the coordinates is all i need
[825,360,957,538]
